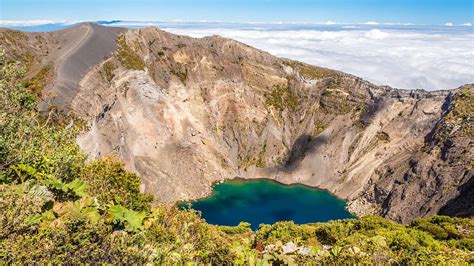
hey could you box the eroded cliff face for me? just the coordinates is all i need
[361,86,473,223]
[1,23,472,223]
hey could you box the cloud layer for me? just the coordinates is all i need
[159,24,473,91]
[1,20,473,90]
[0,19,67,26]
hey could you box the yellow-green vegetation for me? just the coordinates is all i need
[1,31,35,72]
[170,68,187,84]
[320,91,353,115]
[80,158,153,212]
[116,35,145,70]
[312,119,327,137]
[101,61,116,82]
[429,86,473,158]
[0,56,83,184]
[239,146,267,169]
[376,131,391,144]
[444,86,473,137]
[265,85,299,112]
[1,30,27,48]
[1,53,473,264]
[325,76,343,90]
[357,131,391,156]
[254,216,473,264]
[20,52,34,72]
[4,30,26,40]
[282,59,338,80]
[25,65,52,95]
[351,103,367,128]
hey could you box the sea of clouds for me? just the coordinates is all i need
[2,20,473,91]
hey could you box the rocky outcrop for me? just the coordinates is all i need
[1,23,472,223]
[361,86,473,223]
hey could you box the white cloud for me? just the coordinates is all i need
[161,25,474,91]
[362,22,414,26]
[111,21,158,27]
[2,20,473,91]
[364,21,379,25]
[444,22,473,27]
[365,29,390,39]
[342,25,360,29]
[0,19,66,27]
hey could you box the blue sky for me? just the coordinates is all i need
[1,0,473,24]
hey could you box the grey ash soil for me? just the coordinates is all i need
[1,23,472,223]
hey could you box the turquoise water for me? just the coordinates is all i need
[187,179,355,230]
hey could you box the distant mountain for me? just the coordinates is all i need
[96,20,124,25]
[1,23,472,223]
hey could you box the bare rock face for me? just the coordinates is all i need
[364,86,473,223]
[1,23,472,222]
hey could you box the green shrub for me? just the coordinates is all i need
[102,61,115,82]
[24,65,51,95]
[116,35,145,70]
[282,59,338,80]
[410,216,472,240]
[256,221,318,246]
[0,51,85,184]
[170,68,187,84]
[315,220,353,244]
[450,238,474,251]
[80,157,153,212]
[219,222,252,235]
[264,85,299,112]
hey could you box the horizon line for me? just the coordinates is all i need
[0,19,472,28]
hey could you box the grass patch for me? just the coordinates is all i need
[320,89,354,115]
[24,65,52,95]
[265,85,299,112]
[428,86,473,154]
[170,68,187,84]
[116,35,145,70]
[376,131,391,144]
[351,103,367,129]
[445,87,473,137]
[312,119,328,137]
[282,59,339,80]
[102,61,116,82]
[239,145,267,169]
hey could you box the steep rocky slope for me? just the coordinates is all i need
[1,23,472,223]
[0,23,124,108]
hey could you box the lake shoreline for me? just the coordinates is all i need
[181,178,356,230]
[183,176,357,209]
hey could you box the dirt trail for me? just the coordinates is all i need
[50,23,124,110]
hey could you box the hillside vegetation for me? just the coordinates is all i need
[1,53,473,264]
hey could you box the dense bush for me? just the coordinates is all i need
[80,157,153,212]
[0,50,85,184]
[253,217,473,264]
[0,51,472,264]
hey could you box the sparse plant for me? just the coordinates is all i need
[116,35,145,70]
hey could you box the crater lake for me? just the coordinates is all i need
[186,179,355,230]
